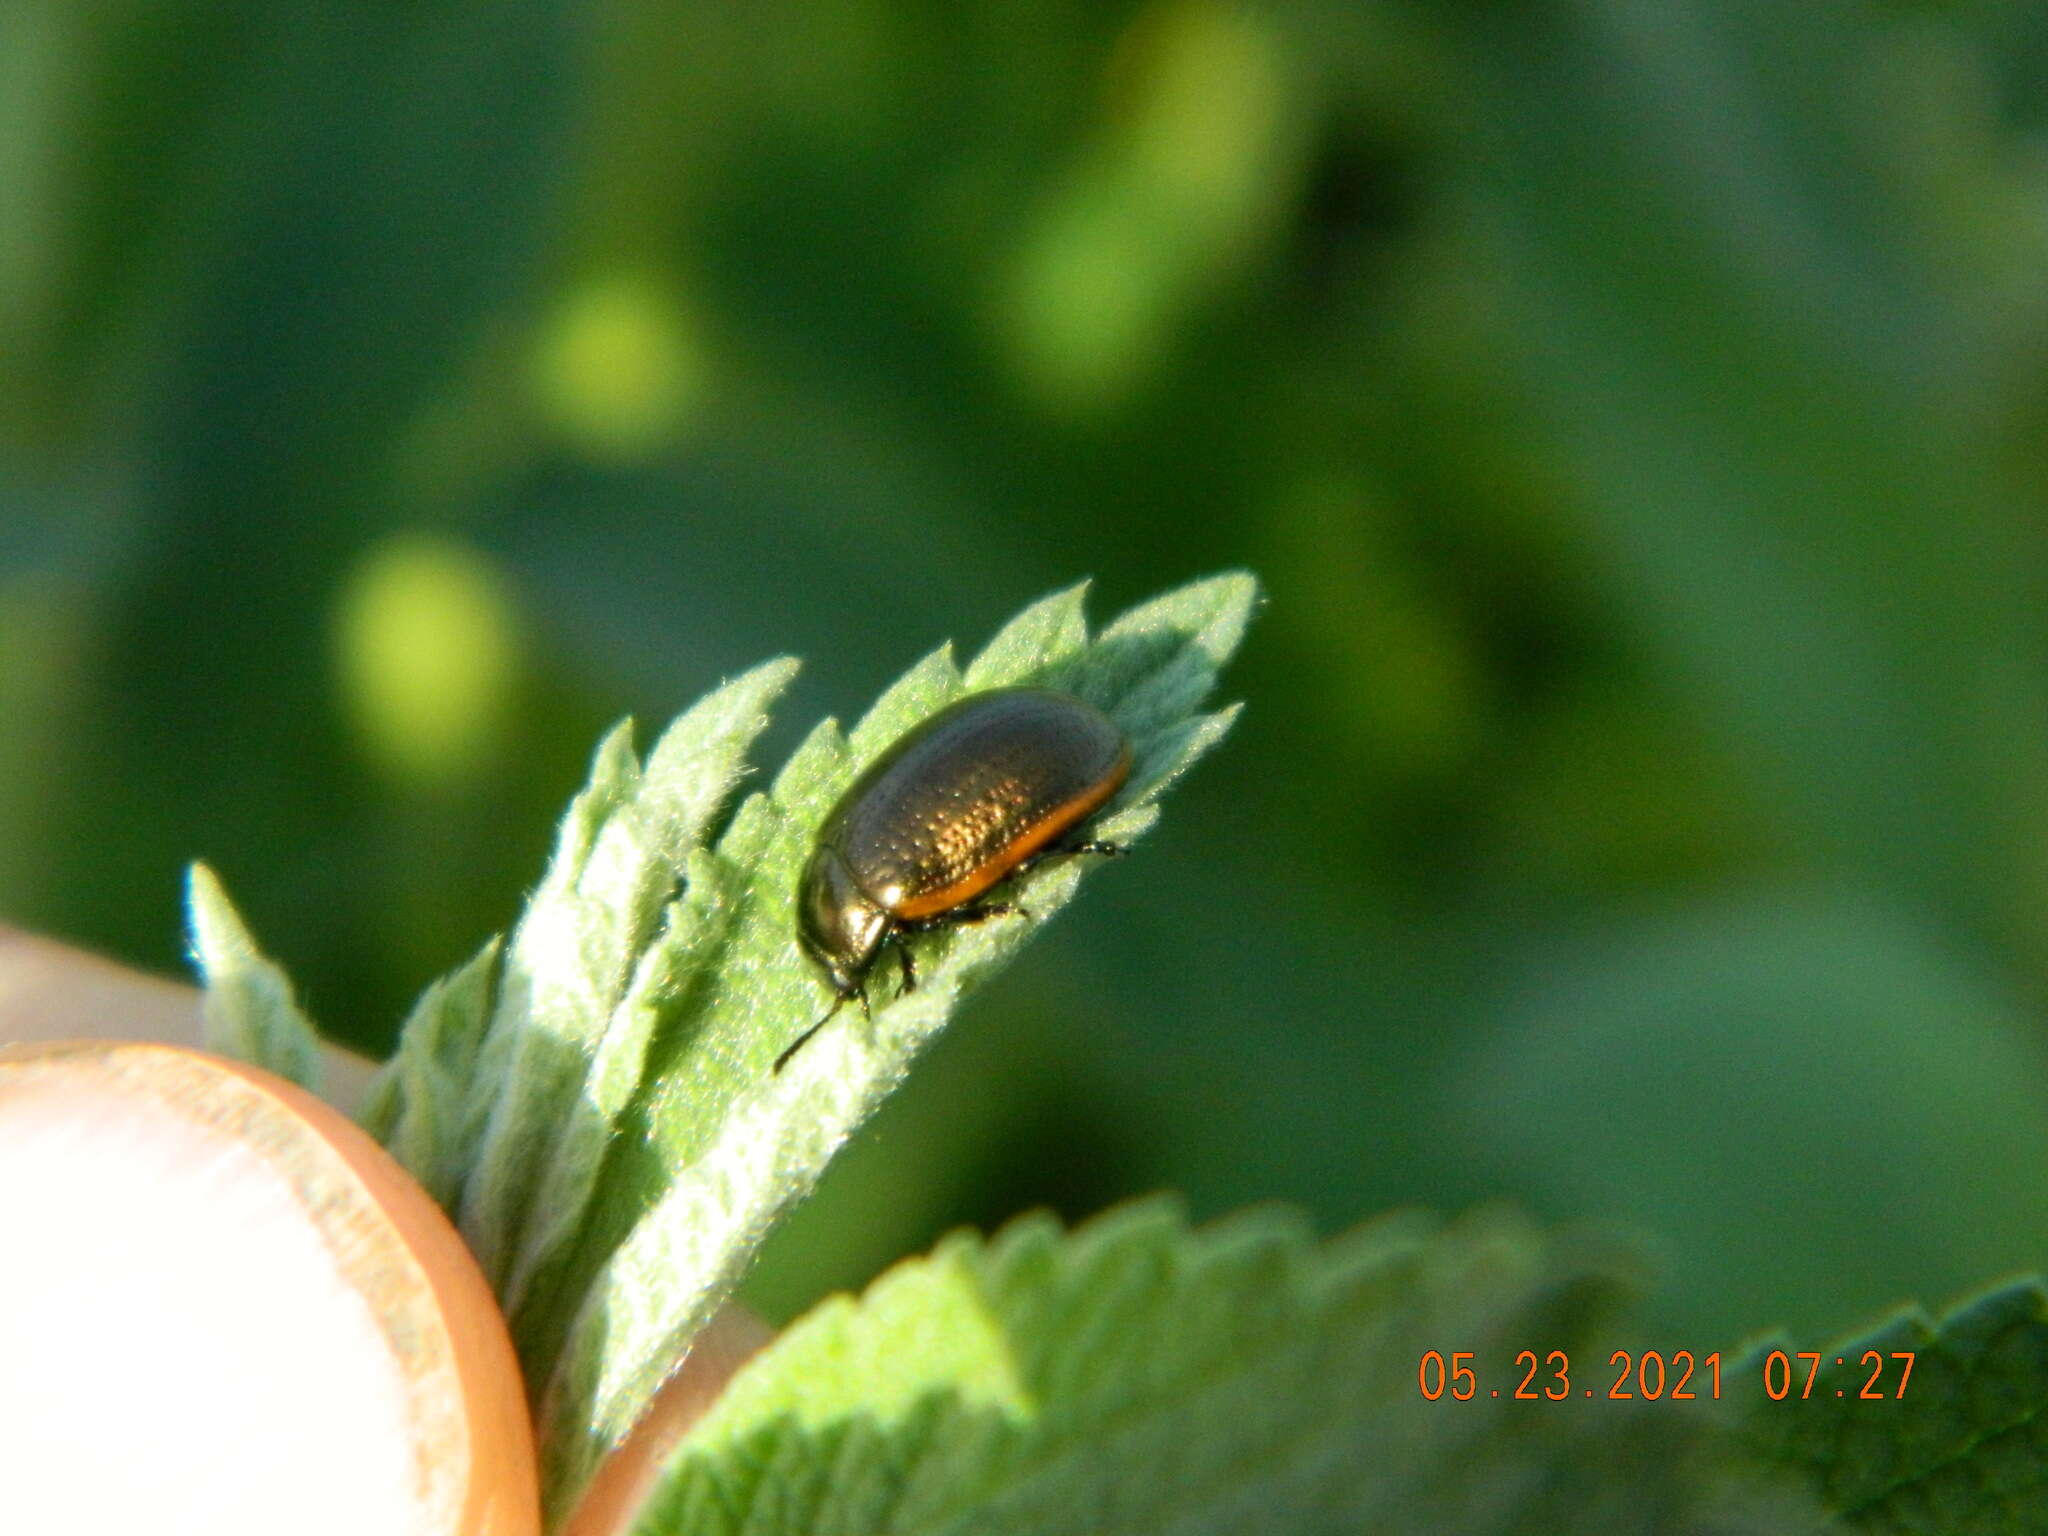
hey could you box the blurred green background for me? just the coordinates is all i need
[8,0,2048,1347]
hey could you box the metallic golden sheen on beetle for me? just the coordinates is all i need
[778,686,1131,1070]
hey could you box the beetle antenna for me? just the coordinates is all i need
[772,1001,837,1073]
[773,985,865,1074]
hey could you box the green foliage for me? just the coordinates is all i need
[14,0,2048,1366]
[24,4,2048,1530]
[449,658,801,1303]
[175,573,2048,1536]
[336,574,1255,1520]
[356,936,501,1209]
[1735,1282,2048,1533]
[628,1200,1814,1536]
[527,574,1251,1520]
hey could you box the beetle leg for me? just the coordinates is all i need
[1008,838,1125,881]
[900,900,1029,937]
[940,900,1024,928]
[897,941,917,993]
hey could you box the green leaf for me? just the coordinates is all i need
[527,574,1259,1522]
[451,657,799,1298]
[185,860,322,1092]
[356,935,502,1209]
[625,1200,1813,1536]
[1733,1280,2048,1532]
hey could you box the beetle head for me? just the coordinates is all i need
[797,843,889,993]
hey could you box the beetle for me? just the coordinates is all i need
[777,685,1132,1071]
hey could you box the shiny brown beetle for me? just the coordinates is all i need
[777,686,1131,1070]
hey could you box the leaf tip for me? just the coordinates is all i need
[184,860,247,974]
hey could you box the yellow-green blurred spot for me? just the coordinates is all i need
[333,532,518,791]
[531,270,702,460]
[1111,0,1292,253]
[999,176,1182,413]
[690,1246,1035,1447]
[996,0,1296,415]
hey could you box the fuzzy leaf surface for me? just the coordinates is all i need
[445,659,797,1301]
[356,936,502,1209]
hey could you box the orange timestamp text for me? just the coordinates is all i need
[1417,1348,1914,1402]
